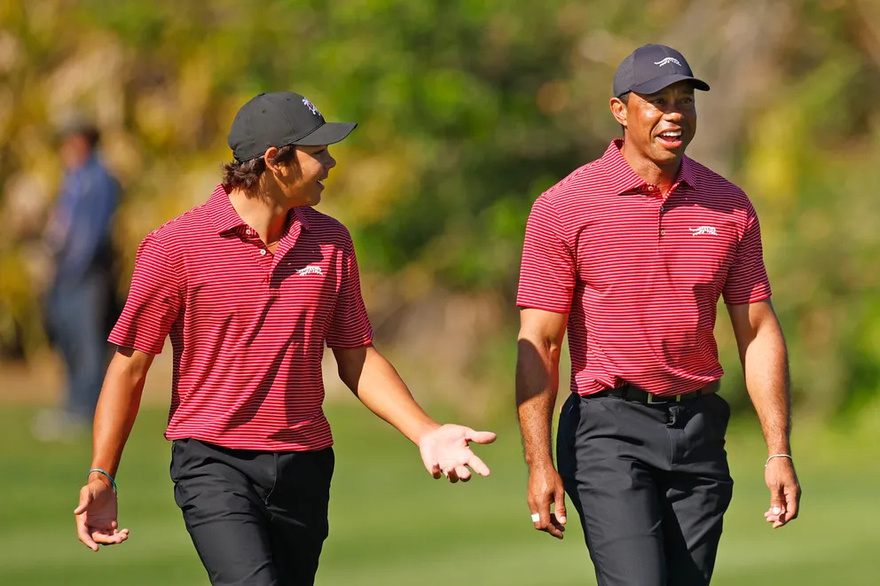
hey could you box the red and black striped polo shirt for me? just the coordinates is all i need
[517,140,771,397]
[109,185,373,451]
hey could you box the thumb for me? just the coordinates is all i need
[769,487,786,517]
[74,489,93,516]
[465,430,497,445]
[554,489,567,524]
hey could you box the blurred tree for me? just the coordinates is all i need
[1,0,878,418]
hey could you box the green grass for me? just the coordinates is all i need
[1,403,878,585]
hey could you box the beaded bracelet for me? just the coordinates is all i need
[764,454,793,468]
[87,468,118,492]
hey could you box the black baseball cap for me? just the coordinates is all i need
[613,44,710,97]
[227,92,357,162]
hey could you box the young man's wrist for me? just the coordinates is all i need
[87,468,117,491]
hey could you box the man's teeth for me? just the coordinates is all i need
[660,131,681,138]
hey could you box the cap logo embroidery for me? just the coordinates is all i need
[654,57,682,67]
[301,97,321,117]
[689,226,718,236]
[296,265,324,276]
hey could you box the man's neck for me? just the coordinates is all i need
[619,145,682,195]
[227,187,289,247]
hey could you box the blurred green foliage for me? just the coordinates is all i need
[1,0,879,419]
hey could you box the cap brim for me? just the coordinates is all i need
[294,122,358,146]
[629,74,710,95]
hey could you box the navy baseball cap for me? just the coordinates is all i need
[227,92,357,162]
[613,44,710,97]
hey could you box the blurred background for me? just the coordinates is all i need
[1,0,879,584]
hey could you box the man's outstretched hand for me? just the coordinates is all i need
[418,424,496,483]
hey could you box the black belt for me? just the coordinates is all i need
[592,380,720,405]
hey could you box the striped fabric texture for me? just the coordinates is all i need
[517,140,771,397]
[109,185,373,451]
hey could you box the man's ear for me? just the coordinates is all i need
[609,97,627,128]
[263,147,280,173]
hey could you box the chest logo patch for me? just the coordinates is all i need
[296,265,324,276]
[689,226,718,236]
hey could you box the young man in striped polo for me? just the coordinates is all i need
[73,91,496,586]
[515,44,801,585]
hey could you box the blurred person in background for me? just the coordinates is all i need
[72,92,495,586]
[33,119,119,442]
[515,44,801,586]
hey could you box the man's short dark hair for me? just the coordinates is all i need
[221,145,298,193]
[58,121,101,149]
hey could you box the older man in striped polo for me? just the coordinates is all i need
[515,44,801,585]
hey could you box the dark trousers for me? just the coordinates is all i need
[46,272,111,418]
[557,392,733,586]
[170,438,335,586]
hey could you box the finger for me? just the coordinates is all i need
[454,465,472,482]
[76,517,99,552]
[546,513,565,540]
[427,462,442,480]
[445,468,460,483]
[466,454,491,477]
[768,483,786,526]
[465,430,497,445]
[92,529,129,546]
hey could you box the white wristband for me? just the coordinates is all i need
[765,453,793,468]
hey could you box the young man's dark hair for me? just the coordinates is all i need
[221,144,297,192]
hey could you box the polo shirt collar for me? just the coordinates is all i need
[207,185,312,235]
[601,139,699,195]
[208,185,246,234]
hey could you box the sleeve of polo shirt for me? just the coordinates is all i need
[722,202,772,305]
[516,194,576,313]
[108,233,183,354]
[325,235,374,348]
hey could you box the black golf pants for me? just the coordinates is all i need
[170,438,334,586]
[557,392,734,586]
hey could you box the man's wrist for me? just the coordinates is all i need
[525,454,556,471]
[88,468,117,492]
[764,453,793,467]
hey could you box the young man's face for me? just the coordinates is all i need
[612,81,697,169]
[279,145,337,207]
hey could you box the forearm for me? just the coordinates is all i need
[516,336,561,469]
[739,313,792,455]
[90,349,152,477]
[337,346,439,445]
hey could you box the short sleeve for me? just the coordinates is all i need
[722,203,772,305]
[108,233,183,353]
[325,236,374,348]
[516,194,576,312]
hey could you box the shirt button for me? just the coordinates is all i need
[260,249,267,256]
[660,229,665,236]
[647,185,655,191]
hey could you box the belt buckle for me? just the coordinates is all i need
[647,393,677,405]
